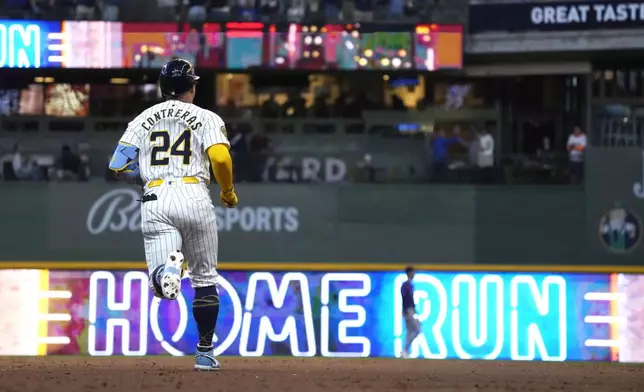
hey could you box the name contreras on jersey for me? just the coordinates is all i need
[141,108,203,131]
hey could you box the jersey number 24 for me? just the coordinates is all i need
[150,130,192,166]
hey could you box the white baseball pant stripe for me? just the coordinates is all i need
[141,180,219,288]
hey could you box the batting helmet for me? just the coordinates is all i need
[158,58,200,99]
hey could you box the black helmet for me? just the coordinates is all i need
[158,58,200,99]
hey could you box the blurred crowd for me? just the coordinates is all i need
[1,125,586,185]
[3,143,90,182]
[0,0,434,22]
[90,88,406,120]
[421,124,586,185]
[2,0,121,20]
[175,0,433,24]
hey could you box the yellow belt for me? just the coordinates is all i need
[147,176,199,188]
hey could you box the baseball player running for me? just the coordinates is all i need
[108,58,237,371]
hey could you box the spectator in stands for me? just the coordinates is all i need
[249,131,272,182]
[391,94,406,111]
[158,0,180,21]
[258,0,280,21]
[11,144,42,181]
[426,127,461,182]
[468,128,480,182]
[354,0,373,22]
[311,93,331,118]
[3,0,38,18]
[75,0,98,19]
[33,0,70,19]
[99,0,120,20]
[50,145,82,182]
[272,156,298,182]
[76,142,91,181]
[356,153,376,183]
[341,92,371,118]
[405,0,427,17]
[261,94,280,133]
[476,127,495,183]
[537,136,556,168]
[229,125,250,182]
[311,92,333,132]
[261,94,281,118]
[234,0,257,21]
[287,0,306,22]
[388,0,405,17]
[282,92,306,118]
[535,136,557,183]
[209,0,230,20]
[186,0,209,28]
[567,125,586,184]
[323,0,341,20]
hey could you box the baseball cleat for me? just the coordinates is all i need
[194,347,221,371]
[401,349,410,359]
[160,250,184,300]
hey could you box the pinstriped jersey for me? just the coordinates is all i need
[119,100,229,184]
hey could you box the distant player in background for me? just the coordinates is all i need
[401,265,421,359]
[108,58,238,371]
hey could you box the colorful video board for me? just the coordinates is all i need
[0,20,462,70]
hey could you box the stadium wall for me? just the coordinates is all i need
[1,171,642,266]
[0,182,588,265]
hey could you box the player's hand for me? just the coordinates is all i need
[220,187,238,208]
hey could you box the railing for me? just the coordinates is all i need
[0,108,500,137]
[0,107,582,185]
[593,109,644,148]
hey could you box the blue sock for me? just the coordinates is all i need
[192,285,219,352]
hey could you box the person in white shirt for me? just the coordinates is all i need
[567,126,586,184]
[11,143,40,180]
[470,127,495,183]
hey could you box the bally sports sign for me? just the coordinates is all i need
[86,188,300,235]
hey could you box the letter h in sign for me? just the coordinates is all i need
[88,271,149,356]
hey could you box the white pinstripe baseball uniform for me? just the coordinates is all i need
[118,100,229,288]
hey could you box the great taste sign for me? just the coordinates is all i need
[469,1,644,33]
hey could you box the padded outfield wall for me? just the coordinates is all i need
[2,147,644,360]
[0,182,588,265]
[3,147,641,266]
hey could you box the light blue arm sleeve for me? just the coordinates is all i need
[109,142,140,178]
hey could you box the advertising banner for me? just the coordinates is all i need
[585,147,644,265]
[0,183,597,265]
[0,21,462,70]
[1,183,480,264]
[2,268,643,362]
[469,1,644,33]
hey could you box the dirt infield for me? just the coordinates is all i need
[0,357,642,392]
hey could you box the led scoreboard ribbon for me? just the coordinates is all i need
[0,20,62,68]
[0,20,462,70]
[5,269,635,361]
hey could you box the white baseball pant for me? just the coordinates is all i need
[140,179,219,288]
